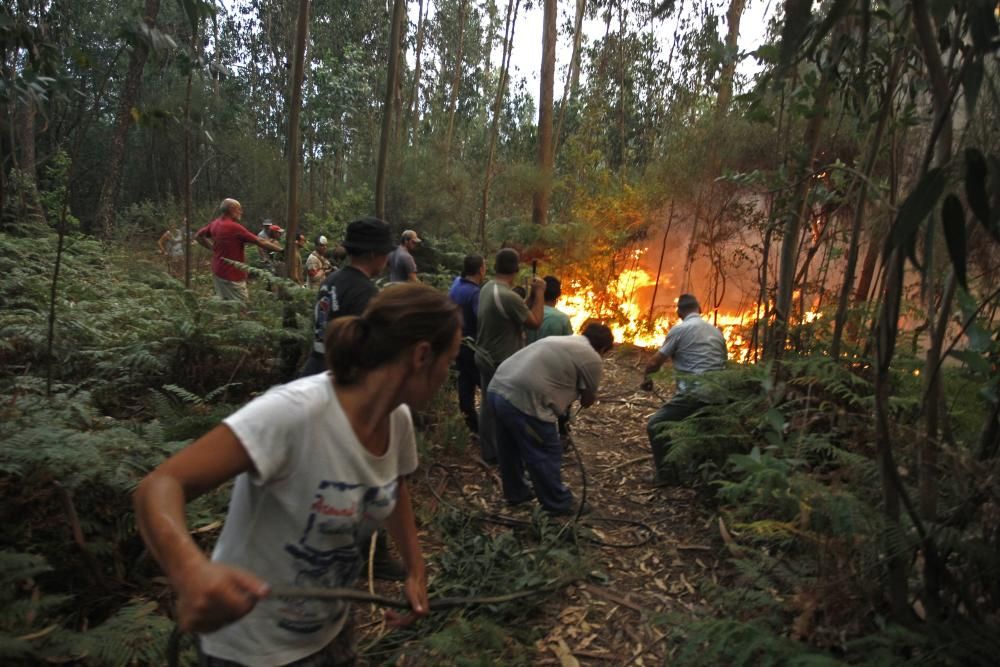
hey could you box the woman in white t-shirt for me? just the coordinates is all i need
[134,283,462,667]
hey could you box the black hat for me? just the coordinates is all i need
[343,217,393,255]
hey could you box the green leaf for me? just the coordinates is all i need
[949,349,990,374]
[965,148,994,234]
[886,167,945,260]
[968,0,1000,54]
[941,194,967,290]
[962,56,984,118]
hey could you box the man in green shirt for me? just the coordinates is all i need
[475,249,544,463]
[526,275,573,344]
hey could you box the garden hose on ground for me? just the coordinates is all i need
[425,417,656,550]
[167,580,570,666]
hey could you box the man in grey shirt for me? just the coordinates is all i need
[387,229,421,282]
[642,293,727,486]
[488,323,614,515]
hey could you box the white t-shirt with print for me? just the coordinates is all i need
[199,372,418,666]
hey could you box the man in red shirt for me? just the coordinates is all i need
[194,199,282,301]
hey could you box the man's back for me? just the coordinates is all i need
[312,266,378,351]
[526,305,573,344]
[490,335,602,422]
[661,314,727,375]
[449,276,480,338]
[201,217,257,281]
[387,246,416,282]
[476,280,531,368]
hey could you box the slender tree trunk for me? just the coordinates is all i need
[183,23,198,289]
[647,199,675,327]
[912,0,954,525]
[444,0,468,158]
[95,0,161,238]
[531,0,556,225]
[716,0,746,116]
[554,0,586,151]
[479,0,521,249]
[769,48,840,360]
[285,0,310,283]
[831,53,901,358]
[376,0,406,219]
[406,0,429,148]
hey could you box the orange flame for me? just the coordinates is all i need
[557,267,820,360]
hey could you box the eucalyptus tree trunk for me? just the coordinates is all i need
[444,0,468,159]
[531,0,557,226]
[376,0,406,220]
[716,0,746,116]
[479,0,521,249]
[912,0,954,524]
[554,0,586,151]
[831,53,901,358]
[284,0,311,283]
[95,0,161,238]
[768,48,841,360]
[406,0,430,148]
[183,22,198,289]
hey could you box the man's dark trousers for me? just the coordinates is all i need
[490,392,572,513]
[646,395,704,483]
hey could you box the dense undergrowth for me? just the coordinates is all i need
[2,230,998,665]
[0,231,588,665]
[651,348,1000,664]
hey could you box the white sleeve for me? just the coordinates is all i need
[392,404,419,477]
[224,388,301,485]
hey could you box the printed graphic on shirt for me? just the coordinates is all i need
[313,284,340,343]
[276,478,399,634]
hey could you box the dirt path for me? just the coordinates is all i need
[362,347,728,665]
[526,347,726,666]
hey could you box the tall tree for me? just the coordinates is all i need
[376,0,406,219]
[479,0,521,248]
[94,0,161,238]
[531,0,556,226]
[444,0,468,158]
[285,0,311,283]
[715,0,746,115]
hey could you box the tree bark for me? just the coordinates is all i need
[716,0,746,116]
[554,0,586,151]
[285,0,311,283]
[768,46,840,360]
[531,0,557,226]
[406,0,430,148]
[95,0,161,239]
[831,53,901,358]
[376,0,407,219]
[444,0,468,158]
[479,0,521,249]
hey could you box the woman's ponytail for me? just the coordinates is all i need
[325,316,370,384]
[323,284,460,385]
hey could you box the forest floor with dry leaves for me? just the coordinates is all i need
[359,346,731,666]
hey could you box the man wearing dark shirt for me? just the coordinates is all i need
[299,217,393,377]
[448,255,486,434]
[194,198,281,301]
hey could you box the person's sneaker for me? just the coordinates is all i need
[506,493,535,507]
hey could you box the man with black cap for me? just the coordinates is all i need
[300,217,394,377]
[298,216,405,581]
